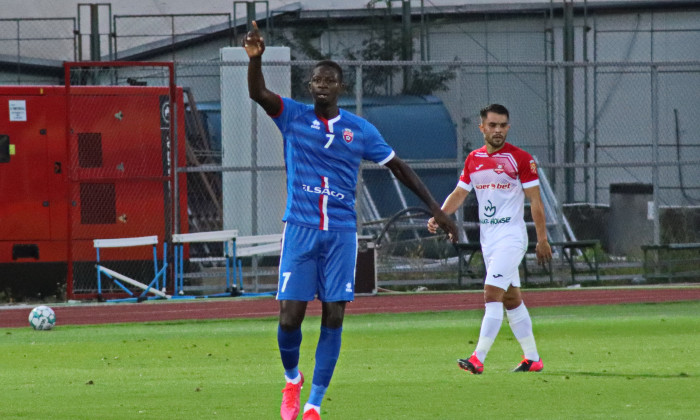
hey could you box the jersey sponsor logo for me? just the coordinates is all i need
[311,120,321,130]
[480,216,512,225]
[475,182,512,191]
[494,164,505,174]
[302,184,346,200]
[530,159,537,174]
[483,200,496,217]
[342,128,354,143]
[345,282,353,293]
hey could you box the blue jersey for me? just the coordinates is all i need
[271,96,395,231]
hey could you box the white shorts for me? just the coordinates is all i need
[482,243,527,291]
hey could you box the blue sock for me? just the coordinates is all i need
[308,385,327,408]
[308,326,342,406]
[278,325,302,380]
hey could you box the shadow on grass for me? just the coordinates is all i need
[550,371,692,379]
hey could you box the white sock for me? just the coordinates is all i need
[304,403,320,414]
[506,303,540,361]
[474,301,503,362]
[285,373,302,384]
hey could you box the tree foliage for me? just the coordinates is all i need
[274,8,456,97]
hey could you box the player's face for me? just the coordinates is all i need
[479,112,510,152]
[308,66,343,106]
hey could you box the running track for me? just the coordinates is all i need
[1,286,699,328]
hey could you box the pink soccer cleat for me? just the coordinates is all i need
[513,357,543,372]
[458,352,484,374]
[302,406,321,420]
[280,372,304,420]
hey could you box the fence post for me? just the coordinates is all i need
[650,65,660,246]
[563,1,575,203]
[355,64,365,232]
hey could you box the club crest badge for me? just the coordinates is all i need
[342,128,354,143]
[494,164,505,174]
[530,160,537,174]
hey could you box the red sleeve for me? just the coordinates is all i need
[517,149,539,185]
[459,153,471,185]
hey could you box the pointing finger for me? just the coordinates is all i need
[252,20,259,30]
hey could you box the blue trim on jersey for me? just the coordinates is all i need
[272,97,394,231]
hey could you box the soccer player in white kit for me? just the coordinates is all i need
[428,104,553,373]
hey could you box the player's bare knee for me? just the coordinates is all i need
[321,301,346,328]
[503,295,523,310]
[484,285,505,303]
[279,300,307,330]
[279,313,304,331]
[503,288,523,309]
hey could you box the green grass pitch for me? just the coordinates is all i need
[1,301,698,419]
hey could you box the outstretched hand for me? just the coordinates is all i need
[427,212,458,243]
[243,21,265,58]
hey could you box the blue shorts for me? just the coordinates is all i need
[277,223,358,302]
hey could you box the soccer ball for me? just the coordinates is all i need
[28,305,56,330]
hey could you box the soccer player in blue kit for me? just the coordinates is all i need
[244,22,457,420]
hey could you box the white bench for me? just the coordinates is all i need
[171,230,282,297]
[94,235,169,302]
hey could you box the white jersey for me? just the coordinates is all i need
[458,143,539,250]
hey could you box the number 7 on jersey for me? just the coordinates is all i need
[280,271,291,292]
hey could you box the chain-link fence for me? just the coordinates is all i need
[3,2,700,297]
[63,62,187,299]
[4,3,700,80]
[0,18,77,85]
[171,59,700,292]
[112,13,235,61]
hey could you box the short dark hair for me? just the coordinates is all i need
[313,60,343,83]
[480,104,509,120]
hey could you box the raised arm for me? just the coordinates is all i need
[385,155,458,242]
[244,21,281,116]
[524,185,552,266]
